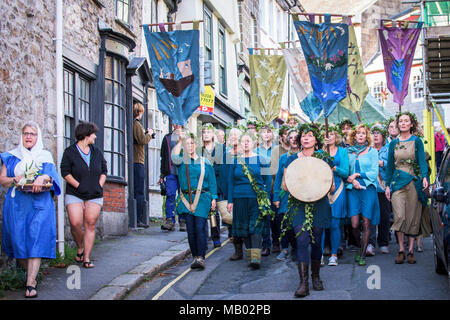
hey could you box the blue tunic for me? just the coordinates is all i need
[285,152,332,229]
[346,147,380,225]
[329,147,349,219]
[172,154,218,219]
[1,152,61,259]
[273,152,292,214]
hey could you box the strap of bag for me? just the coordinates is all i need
[328,178,344,204]
[180,157,205,213]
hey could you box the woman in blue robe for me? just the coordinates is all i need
[346,124,380,267]
[0,122,61,298]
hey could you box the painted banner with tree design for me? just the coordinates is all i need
[378,22,423,106]
[294,14,349,118]
[340,24,368,113]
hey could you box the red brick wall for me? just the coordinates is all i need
[103,182,126,213]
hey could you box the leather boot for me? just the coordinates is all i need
[230,238,243,261]
[311,260,324,291]
[294,263,309,297]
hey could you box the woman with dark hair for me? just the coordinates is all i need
[346,124,380,267]
[282,124,333,298]
[0,122,61,298]
[385,112,428,264]
[227,130,272,269]
[61,121,107,269]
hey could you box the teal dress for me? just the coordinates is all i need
[172,153,218,218]
[285,152,332,229]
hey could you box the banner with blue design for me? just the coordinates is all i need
[378,21,423,106]
[294,14,349,118]
[143,27,200,125]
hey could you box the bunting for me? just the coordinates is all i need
[143,26,200,125]
[281,46,321,122]
[294,14,349,118]
[249,52,287,123]
[378,21,423,106]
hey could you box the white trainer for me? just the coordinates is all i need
[366,244,375,256]
[328,256,338,266]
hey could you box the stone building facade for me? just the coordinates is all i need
[0,0,174,269]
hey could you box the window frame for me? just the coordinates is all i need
[203,5,214,62]
[115,0,131,25]
[411,73,424,103]
[104,53,127,182]
[63,66,93,149]
[218,22,227,96]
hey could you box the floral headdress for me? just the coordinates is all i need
[395,111,419,135]
[327,123,344,137]
[338,118,355,131]
[201,122,215,132]
[371,124,387,138]
[297,123,324,145]
[278,124,291,136]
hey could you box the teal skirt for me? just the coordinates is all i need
[232,197,266,237]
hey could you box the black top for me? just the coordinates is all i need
[60,143,108,200]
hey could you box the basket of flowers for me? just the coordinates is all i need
[11,162,52,196]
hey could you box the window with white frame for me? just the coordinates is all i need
[251,14,258,48]
[116,0,130,25]
[204,5,214,61]
[412,73,424,102]
[218,23,227,95]
[372,80,386,106]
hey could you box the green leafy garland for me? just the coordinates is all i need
[279,151,333,243]
[238,157,274,226]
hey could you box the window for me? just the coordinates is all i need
[251,15,258,48]
[116,0,130,24]
[412,73,424,102]
[372,80,386,106]
[63,68,91,148]
[151,0,157,24]
[147,90,166,190]
[218,23,227,95]
[204,5,213,61]
[104,55,126,179]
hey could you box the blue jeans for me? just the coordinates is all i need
[165,174,182,223]
[183,214,207,258]
[133,163,145,224]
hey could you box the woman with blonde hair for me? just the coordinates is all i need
[346,124,380,266]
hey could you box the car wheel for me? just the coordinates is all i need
[434,241,448,275]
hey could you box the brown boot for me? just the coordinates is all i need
[407,252,416,264]
[230,238,243,261]
[294,263,309,298]
[311,260,324,291]
[395,251,405,264]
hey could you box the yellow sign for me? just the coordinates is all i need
[197,86,215,115]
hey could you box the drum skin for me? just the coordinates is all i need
[285,157,333,202]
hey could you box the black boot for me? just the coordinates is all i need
[311,260,324,291]
[230,238,243,261]
[294,263,309,297]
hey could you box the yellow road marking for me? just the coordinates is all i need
[151,238,231,300]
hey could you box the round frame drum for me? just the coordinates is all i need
[285,157,333,202]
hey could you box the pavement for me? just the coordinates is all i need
[0,221,228,300]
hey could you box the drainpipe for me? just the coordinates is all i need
[55,0,65,256]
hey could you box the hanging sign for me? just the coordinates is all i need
[196,85,215,115]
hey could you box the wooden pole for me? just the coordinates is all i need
[325,117,330,154]
[356,111,362,123]
[181,134,193,205]
[140,20,204,27]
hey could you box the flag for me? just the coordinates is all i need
[281,47,321,122]
[143,27,200,125]
[340,24,368,113]
[249,52,287,123]
[294,14,349,118]
[378,22,423,106]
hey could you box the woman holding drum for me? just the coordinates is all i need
[346,124,380,267]
[282,123,334,298]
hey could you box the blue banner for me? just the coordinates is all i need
[143,27,200,125]
[294,15,349,118]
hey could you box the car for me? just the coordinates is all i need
[430,147,450,282]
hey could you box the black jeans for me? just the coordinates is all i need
[183,214,207,258]
[369,193,391,247]
[133,163,146,224]
[294,225,323,264]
